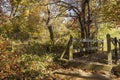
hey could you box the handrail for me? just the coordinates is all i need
[73,39,103,42]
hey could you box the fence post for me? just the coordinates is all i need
[69,35,73,60]
[114,37,118,64]
[60,35,73,60]
[102,40,104,52]
[106,34,112,65]
[118,39,120,54]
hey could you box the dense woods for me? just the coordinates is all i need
[0,0,120,79]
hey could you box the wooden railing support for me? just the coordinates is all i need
[69,35,73,60]
[60,35,73,60]
[114,37,118,64]
[106,34,112,65]
[102,41,104,52]
[118,39,120,54]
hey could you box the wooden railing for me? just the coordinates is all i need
[60,34,120,65]
[60,35,104,60]
[73,39,104,52]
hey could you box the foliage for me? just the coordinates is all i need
[0,36,60,79]
[98,23,120,40]
[101,0,120,21]
[18,41,46,55]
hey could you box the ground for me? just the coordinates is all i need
[49,51,120,80]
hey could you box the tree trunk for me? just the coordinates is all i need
[48,25,54,43]
[46,6,54,43]
[79,0,91,53]
[86,0,91,39]
[81,0,87,39]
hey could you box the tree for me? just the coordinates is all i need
[50,0,102,39]
[0,0,44,41]
[50,0,102,53]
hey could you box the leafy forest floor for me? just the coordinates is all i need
[0,38,120,80]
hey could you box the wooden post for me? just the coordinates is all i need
[118,39,120,54]
[60,47,66,59]
[69,35,73,60]
[114,37,118,64]
[106,34,112,65]
[102,40,104,52]
[60,35,73,60]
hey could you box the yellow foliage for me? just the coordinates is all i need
[24,10,30,16]
[20,0,27,4]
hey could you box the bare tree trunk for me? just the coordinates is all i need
[48,25,54,42]
[80,0,91,53]
[81,0,87,39]
[86,0,91,39]
[79,18,85,39]
[46,6,54,43]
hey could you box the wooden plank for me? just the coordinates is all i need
[73,39,103,43]
[85,46,103,50]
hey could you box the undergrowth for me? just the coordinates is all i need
[0,37,60,79]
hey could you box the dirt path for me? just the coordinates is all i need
[53,69,112,80]
[51,52,120,80]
